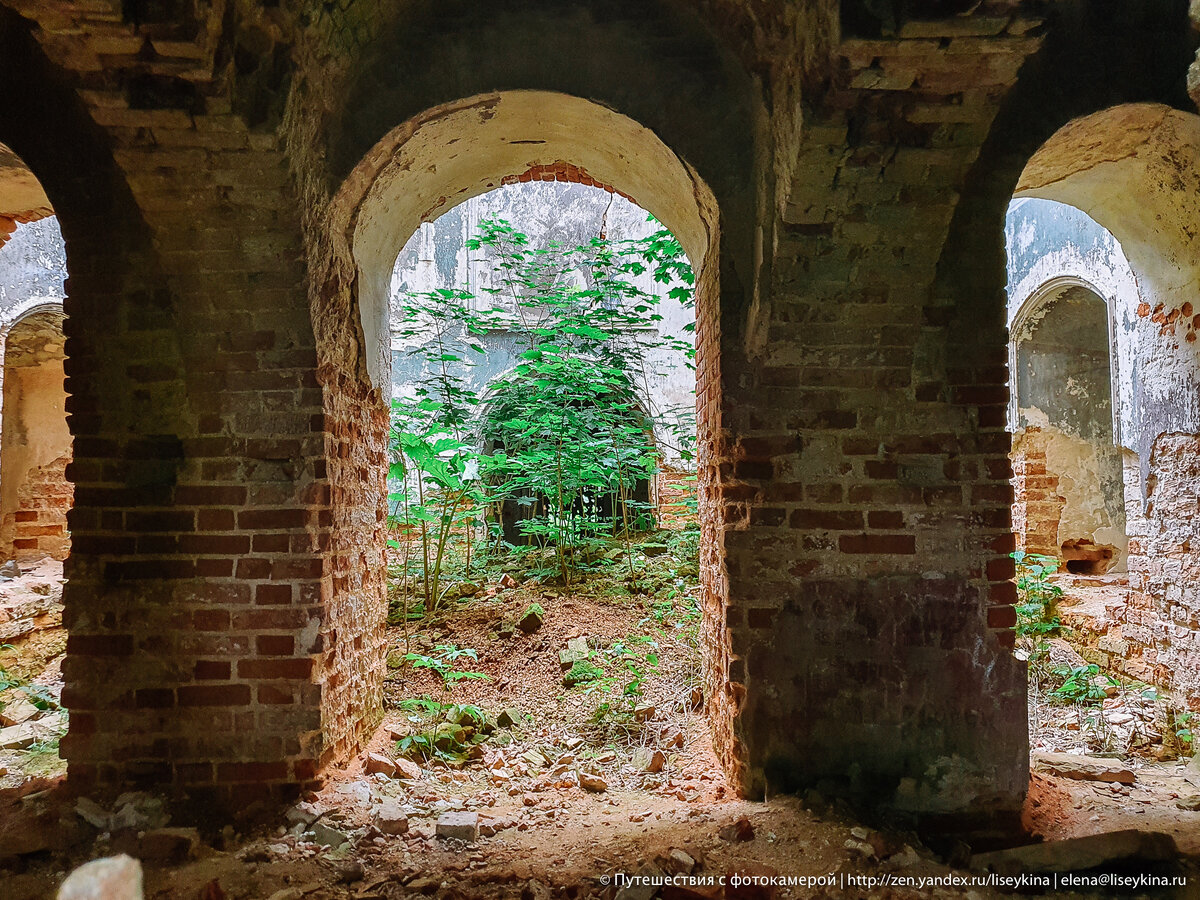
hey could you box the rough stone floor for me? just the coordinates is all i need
[2,556,1199,898]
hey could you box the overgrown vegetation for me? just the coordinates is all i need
[388,217,695,608]
[387,644,497,765]
[0,650,58,716]
[403,644,490,690]
[381,210,701,769]
[1013,551,1064,665]
[383,524,703,765]
[1014,552,1196,758]
[1050,663,1116,705]
[0,645,67,778]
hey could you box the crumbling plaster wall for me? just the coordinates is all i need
[1004,213,1129,571]
[0,217,71,562]
[1016,107,1200,469]
[0,308,71,560]
[1009,107,1200,711]
[1006,200,1137,443]
[0,216,65,313]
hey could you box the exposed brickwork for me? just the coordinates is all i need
[693,240,736,787]
[1054,434,1200,714]
[712,10,1041,809]
[500,162,631,202]
[0,7,338,805]
[654,467,695,529]
[1010,427,1064,559]
[61,106,330,802]
[1121,435,1200,711]
[6,453,71,559]
[314,364,388,770]
[0,0,1194,826]
[0,209,52,249]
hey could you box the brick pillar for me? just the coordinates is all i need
[0,17,372,802]
[710,17,1042,816]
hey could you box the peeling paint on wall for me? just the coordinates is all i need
[1007,191,1200,708]
[1009,274,1126,570]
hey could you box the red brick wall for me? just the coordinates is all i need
[7,454,72,560]
[312,363,388,770]
[693,238,740,787]
[700,19,1042,810]
[654,466,696,529]
[1010,427,1066,559]
[0,16,343,803]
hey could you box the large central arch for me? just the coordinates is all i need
[320,87,739,779]
[293,0,765,790]
[334,91,718,393]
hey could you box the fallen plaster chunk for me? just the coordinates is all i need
[58,854,143,900]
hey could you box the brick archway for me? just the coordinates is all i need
[284,0,764,798]
[320,88,738,785]
[1002,105,1200,711]
[7,0,1190,823]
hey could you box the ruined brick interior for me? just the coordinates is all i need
[0,0,1197,830]
[1007,108,1200,714]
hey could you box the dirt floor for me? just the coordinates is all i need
[2,551,1200,898]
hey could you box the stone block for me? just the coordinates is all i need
[435,811,479,841]
[374,800,409,835]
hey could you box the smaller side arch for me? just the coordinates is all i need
[0,302,71,562]
[1,298,68,332]
[1007,274,1121,442]
[1008,279,1128,573]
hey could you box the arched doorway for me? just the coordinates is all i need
[1009,279,1126,574]
[1000,105,1200,773]
[0,305,71,562]
[320,87,727,769]
[0,135,71,774]
[0,140,71,565]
